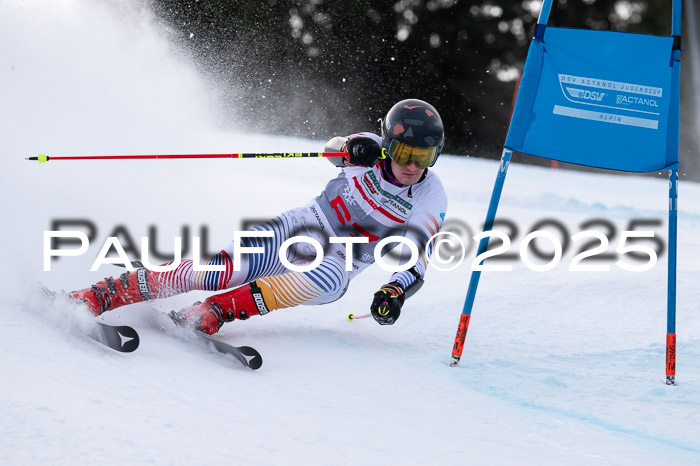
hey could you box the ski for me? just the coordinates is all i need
[90,322,140,353]
[33,282,257,366]
[190,331,263,370]
[167,312,263,370]
[33,282,140,353]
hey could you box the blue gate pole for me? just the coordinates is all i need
[672,0,682,37]
[449,0,548,367]
[534,0,554,38]
[666,166,679,384]
[450,148,512,366]
[666,0,681,385]
[537,0,554,25]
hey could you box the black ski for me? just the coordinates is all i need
[33,282,256,365]
[34,282,140,353]
[191,331,263,370]
[90,322,140,353]
[167,312,262,370]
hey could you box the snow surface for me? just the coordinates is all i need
[2,1,700,465]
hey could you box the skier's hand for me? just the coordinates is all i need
[370,282,405,325]
[346,137,382,167]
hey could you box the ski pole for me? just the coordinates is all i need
[346,312,372,321]
[26,152,347,164]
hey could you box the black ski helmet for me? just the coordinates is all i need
[380,99,445,167]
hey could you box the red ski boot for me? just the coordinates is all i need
[69,268,159,316]
[169,281,275,334]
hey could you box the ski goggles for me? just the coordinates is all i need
[384,140,440,169]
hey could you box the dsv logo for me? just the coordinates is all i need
[567,87,606,102]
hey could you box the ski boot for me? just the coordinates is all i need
[69,268,159,316]
[169,281,273,335]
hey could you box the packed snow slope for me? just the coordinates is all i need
[2,2,700,465]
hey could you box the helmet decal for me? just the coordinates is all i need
[404,118,424,126]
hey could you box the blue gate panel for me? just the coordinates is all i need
[505,27,679,172]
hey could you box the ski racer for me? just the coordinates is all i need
[68,99,448,334]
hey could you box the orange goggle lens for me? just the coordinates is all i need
[388,141,438,169]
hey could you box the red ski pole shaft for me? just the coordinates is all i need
[26,152,347,164]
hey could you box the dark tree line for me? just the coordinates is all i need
[150,0,680,163]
